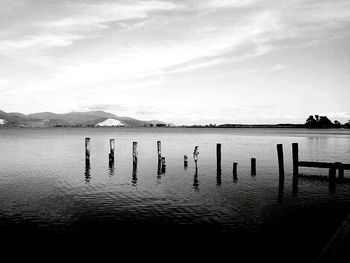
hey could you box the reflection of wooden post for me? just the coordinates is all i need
[193,146,199,165]
[161,157,166,173]
[133,142,138,164]
[109,139,115,163]
[85,138,90,163]
[329,165,336,192]
[251,158,256,176]
[277,144,285,179]
[292,143,299,177]
[233,162,238,181]
[335,162,344,182]
[157,141,161,162]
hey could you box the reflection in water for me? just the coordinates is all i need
[216,165,222,186]
[292,175,299,195]
[157,161,162,183]
[278,176,284,203]
[193,166,199,191]
[132,162,138,186]
[108,162,115,176]
[85,160,91,183]
[233,162,238,183]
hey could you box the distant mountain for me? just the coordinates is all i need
[0,110,171,128]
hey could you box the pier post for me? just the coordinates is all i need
[193,146,199,165]
[133,142,138,164]
[109,139,115,163]
[251,158,256,176]
[85,138,90,164]
[277,144,285,179]
[216,143,221,169]
[233,162,238,181]
[157,141,161,163]
[292,143,299,177]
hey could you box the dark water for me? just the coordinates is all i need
[0,128,350,260]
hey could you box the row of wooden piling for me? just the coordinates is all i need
[85,139,258,178]
[85,139,347,187]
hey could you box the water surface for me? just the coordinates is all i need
[0,128,349,260]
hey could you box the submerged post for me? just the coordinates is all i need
[109,139,115,163]
[133,142,138,164]
[233,162,238,181]
[216,143,221,169]
[157,141,161,163]
[292,143,299,177]
[85,138,90,164]
[277,144,285,179]
[251,158,256,176]
[184,155,188,168]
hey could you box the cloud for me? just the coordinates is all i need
[0,33,83,50]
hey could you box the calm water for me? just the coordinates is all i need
[1,128,350,259]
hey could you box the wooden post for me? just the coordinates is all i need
[157,141,161,162]
[85,138,90,164]
[329,165,336,192]
[184,155,188,168]
[216,143,221,169]
[193,146,199,165]
[233,162,238,181]
[133,142,138,164]
[292,143,299,177]
[277,144,285,179]
[109,139,115,163]
[251,158,256,176]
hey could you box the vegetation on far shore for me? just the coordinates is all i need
[183,115,350,129]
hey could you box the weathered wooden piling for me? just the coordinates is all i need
[132,142,138,163]
[109,139,115,163]
[216,143,221,168]
[277,144,285,179]
[157,141,161,162]
[292,143,299,177]
[85,138,90,164]
[184,155,188,168]
[251,158,256,176]
[233,162,238,181]
[193,146,199,165]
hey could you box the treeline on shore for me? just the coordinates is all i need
[182,115,350,129]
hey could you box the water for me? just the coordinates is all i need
[0,128,350,260]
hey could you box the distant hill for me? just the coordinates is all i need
[0,110,171,128]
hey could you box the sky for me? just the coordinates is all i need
[0,0,350,125]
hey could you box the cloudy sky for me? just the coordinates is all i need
[0,0,349,125]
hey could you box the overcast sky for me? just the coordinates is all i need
[0,0,349,125]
